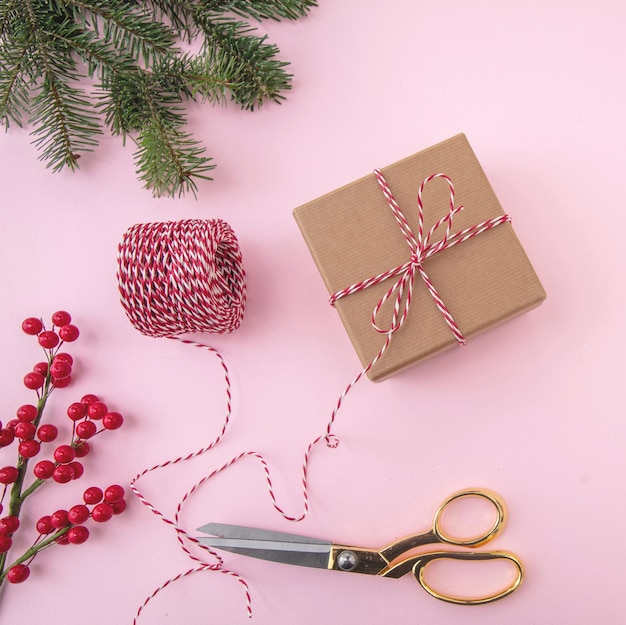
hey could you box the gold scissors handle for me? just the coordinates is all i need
[375,488,522,604]
[327,488,523,603]
[433,488,506,546]
[380,488,507,562]
[383,549,524,604]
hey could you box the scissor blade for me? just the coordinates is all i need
[196,524,332,569]
[197,522,330,545]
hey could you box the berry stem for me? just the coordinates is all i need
[0,527,70,587]
[7,384,51,515]
[0,370,54,581]
[17,477,45,501]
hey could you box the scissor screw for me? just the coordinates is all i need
[336,550,359,571]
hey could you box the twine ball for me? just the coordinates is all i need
[117,219,246,338]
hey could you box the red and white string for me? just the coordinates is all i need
[117,219,246,337]
[117,219,341,620]
[118,175,510,619]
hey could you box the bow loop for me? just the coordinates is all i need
[366,170,466,340]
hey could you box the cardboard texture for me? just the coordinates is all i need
[293,134,546,381]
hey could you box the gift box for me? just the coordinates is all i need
[293,134,546,382]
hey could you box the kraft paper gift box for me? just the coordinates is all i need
[293,134,546,382]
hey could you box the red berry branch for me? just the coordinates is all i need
[0,311,126,590]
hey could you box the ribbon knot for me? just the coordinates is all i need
[330,168,511,351]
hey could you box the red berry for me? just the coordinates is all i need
[34,460,55,479]
[59,324,79,342]
[38,330,60,349]
[7,564,30,583]
[110,499,127,515]
[37,423,58,442]
[52,464,74,484]
[0,516,20,534]
[0,429,15,447]
[18,439,40,458]
[74,441,90,457]
[50,360,71,379]
[69,461,84,479]
[0,466,19,484]
[104,484,125,503]
[17,404,38,422]
[80,394,100,405]
[75,421,97,439]
[83,486,103,504]
[51,311,72,326]
[22,317,43,335]
[87,401,107,420]
[52,375,72,388]
[67,503,89,525]
[54,444,76,463]
[36,516,53,534]
[23,371,45,390]
[5,420,18,432]
[33,361,49,376]
[91,503,113,523]
[67,402,87,421]
[14,421,36,440]
[50,509,69,528]
[53,352,73,366]
[67,504,89,525]
[0,534,12,553]
[103,411,123,430]
[67,525,89,545]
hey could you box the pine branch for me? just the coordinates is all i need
[201,0,318,22]
[29,70,102,172]
[150,51,235,105]
[0,0,317,197]
[21,0,102,171]
[63,0,176,65]
[134,119,214,198]
[143,0,196,38]
[0,34,32,128]
[101,67,214,195]
[195,14,291,110]
[99,63,179,134]
[0,0,20,37]
[133,70,214,197]
[45,21,139,81]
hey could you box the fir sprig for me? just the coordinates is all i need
[0,0,316,197]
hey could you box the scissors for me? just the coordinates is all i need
[197,488,524,605]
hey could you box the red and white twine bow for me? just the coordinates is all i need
[330,169,511,349]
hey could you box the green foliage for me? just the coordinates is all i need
[0,0,316,197]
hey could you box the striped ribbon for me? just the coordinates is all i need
[330,169,511,348]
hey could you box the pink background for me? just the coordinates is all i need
[0,1,624,622]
